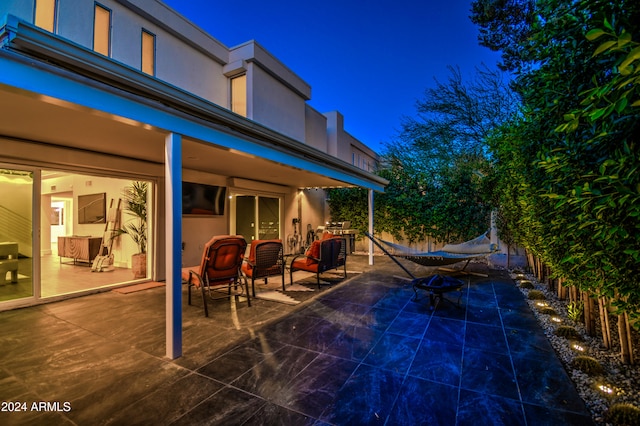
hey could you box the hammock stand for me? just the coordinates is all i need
[364,231,496,308]
[365,231,497,276]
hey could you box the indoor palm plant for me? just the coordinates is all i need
[117,181,147,278]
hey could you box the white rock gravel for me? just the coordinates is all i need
[509,270,640,425]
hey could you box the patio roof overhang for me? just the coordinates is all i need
[0,16,388,192]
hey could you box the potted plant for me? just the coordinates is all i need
[117,181,148,278]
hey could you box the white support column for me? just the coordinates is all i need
[165,133,182,359]
[368,188,374,266]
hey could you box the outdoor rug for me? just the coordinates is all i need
[252,280,316,305]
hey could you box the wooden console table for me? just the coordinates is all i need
[58,236,102,265]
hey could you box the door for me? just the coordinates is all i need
[234,195,280,243]
[258,197,279,240]
[0,168,34,303]
[235,195,256,243]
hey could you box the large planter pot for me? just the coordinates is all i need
[132,253,147,279]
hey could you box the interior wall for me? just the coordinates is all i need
[40,193,52,255]
[0,173,33,257]
[41,173,150,268]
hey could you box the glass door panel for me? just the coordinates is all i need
[0,168,33,302]
[234,195,281,243]
[258,197,279,240]
[235,195,256,244]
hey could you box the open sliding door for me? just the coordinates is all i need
[0,168,35,304]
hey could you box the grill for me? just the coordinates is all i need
[324,221,356,253]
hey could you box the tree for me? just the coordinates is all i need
[470,0,536,72]
[473,0,640,333]
[329,65,519,244]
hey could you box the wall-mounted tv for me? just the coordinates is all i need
[78,192,106,224]
[182,182,226,216]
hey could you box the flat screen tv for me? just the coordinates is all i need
[77,192,106,224]
[182,182,226,216]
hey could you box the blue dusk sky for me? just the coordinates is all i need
[162,0,502,154]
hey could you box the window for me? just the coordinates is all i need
[34,0,56,32]
[141,30,155,75]
[93,3,111,56]
[230,74,247,117]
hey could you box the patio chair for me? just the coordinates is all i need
[241,239,285,297]
[182,235,248,317]
[289,235,347,288]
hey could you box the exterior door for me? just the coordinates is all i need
[234,195,280,243]
[258,197,279,240]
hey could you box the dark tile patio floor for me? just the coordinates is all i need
[0,255,594,425]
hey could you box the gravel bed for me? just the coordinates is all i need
[508,270,640,425]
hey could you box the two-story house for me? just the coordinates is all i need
[0,0,385,357]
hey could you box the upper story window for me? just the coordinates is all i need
[352,150,374,171]
[230,74,247,117]
[93,3,111,56]
[141,30,155,76]
[34,0,57,32]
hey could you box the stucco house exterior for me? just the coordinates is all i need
[0,0,386,357]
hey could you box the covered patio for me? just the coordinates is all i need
[0,37,386,359]
[0,255,593,425]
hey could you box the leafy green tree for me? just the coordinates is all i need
[325,187,369,236]
[470,0,535,72]
[473,0,640,324]
[378,66,517,243]
[328,66,518,244]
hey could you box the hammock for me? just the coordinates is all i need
[365,231,498,278]
[365,231,495,308]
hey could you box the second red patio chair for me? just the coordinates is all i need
[241,239,285,297]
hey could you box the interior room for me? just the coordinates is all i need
[0,168,152,304]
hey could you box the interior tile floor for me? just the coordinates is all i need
[0,255,594,425]
[1,253,136,302]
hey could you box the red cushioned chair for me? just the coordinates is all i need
[241,239,285,297]
[182,235,248,317]
[289,236,347,288]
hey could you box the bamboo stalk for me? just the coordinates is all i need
[619,312,631,365]
[556,277,562,299]
[583,292,596,336]
[599,296,611,349]
[624,312,635,365]
[558,278,567,300]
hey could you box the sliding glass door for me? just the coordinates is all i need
[41,171,153,297]
[0,168,34,303]
[0,166,155,310]
[233,195,281,244]
[258,197,280,240]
